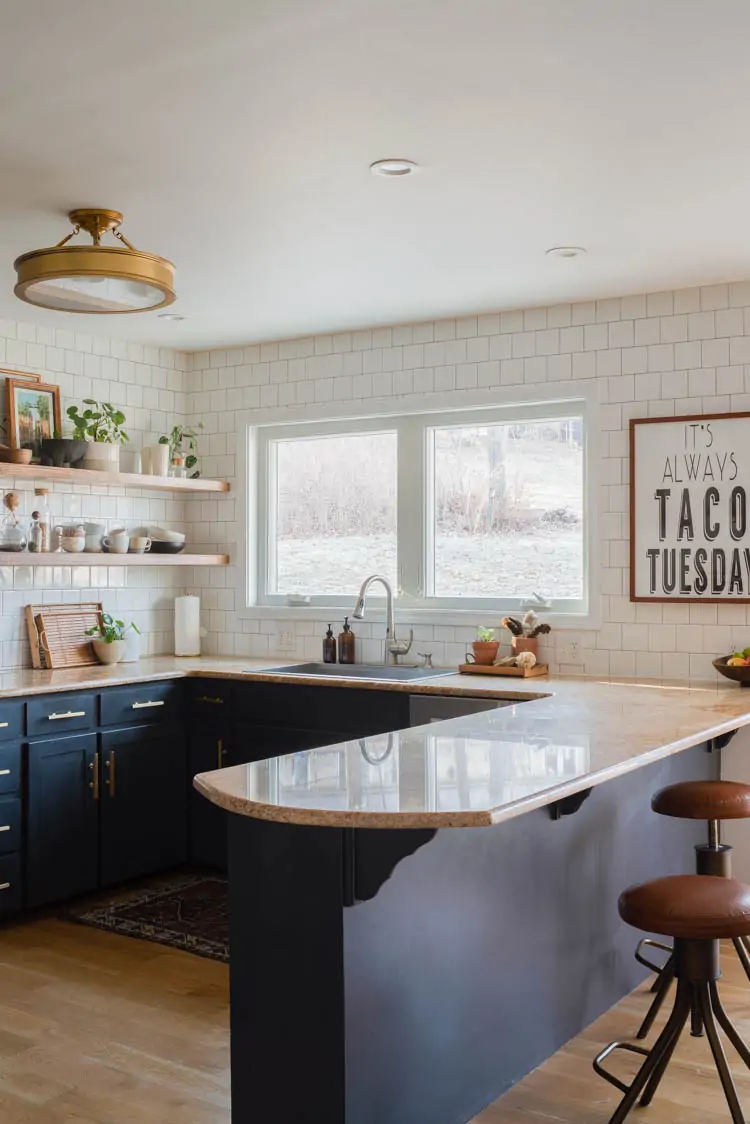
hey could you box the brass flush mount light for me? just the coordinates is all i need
[13,209,176,314]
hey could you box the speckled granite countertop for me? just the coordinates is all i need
[5,656,748,830]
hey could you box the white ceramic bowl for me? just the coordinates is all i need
[147,525,186,543]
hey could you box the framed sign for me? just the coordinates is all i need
[630,412,750,602]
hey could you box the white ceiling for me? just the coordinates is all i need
[2,0,750,349]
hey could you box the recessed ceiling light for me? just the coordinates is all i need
[158,313,187,321]
[545,246,587,259]
[370,159,419,177]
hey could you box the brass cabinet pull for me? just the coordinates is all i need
[48,710,85,721]
[0,826,10,833]
[217,738,224,769]
[197,696,224,705]
[0,723,9,729]
[131,700,165,709]
[0,883,10,892]
[0,770,10,777]
[89,753,100,801]
[105,751,116,798]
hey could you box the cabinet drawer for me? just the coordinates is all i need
[27,692,96,737]
[0,799,21,856]
[0,743,21,795]
[0,700,23,742]
[189,680,233,717]
[100,681,181,727]
[0,853,21,915]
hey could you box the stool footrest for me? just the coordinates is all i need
[593,1041,650,1095]
[635,937,673,975]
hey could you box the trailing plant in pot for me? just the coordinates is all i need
[159,422,203,478]
[86,613,129,665]
[67,400,129,473]
[471,626,499,666]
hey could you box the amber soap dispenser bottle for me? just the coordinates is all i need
[323,624,337,664]
[339,617,355,664]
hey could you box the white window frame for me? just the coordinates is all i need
[240,394,595,624]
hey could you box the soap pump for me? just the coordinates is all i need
[323,624,337,664]
[339,617,355,664]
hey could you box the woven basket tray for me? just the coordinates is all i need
[26,602,104,669]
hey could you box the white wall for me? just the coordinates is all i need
[184,280,750,680]
[0,316,190,667]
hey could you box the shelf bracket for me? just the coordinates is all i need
[707,729,738,753]
[547,788,592,821]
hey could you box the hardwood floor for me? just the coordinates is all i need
[0,917,749,1123]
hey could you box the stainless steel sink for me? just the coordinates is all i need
[258,662,455,682]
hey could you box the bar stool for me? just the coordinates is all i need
[594,874,750,1124]
[635,779,750,1040]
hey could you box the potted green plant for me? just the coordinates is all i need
[67,400,129,473]
[86,613,129,665]
[471,626,499,665]
[159,423,203,478]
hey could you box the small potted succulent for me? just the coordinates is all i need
[159,422,203,478]
[501,612,551,657]
[471,626,500,666]
[86,613,129,665]
[67,400,129,473]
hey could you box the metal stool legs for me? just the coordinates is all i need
[596,939,750,1124]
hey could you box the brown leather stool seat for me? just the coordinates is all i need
[620,875,750,940]
[652,780,750,821]
[595,873,750,1124]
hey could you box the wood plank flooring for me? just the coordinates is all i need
[0,917,749,1122]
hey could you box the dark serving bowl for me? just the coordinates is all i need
[713,656,750,686]
[150,540,186,554]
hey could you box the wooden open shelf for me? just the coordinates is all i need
[0,461,229,493]
[0,553,228,566]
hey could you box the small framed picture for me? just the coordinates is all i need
[6,377,62,461]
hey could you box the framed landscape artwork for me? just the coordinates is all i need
[630,411,750,602]
[6,376,62,461]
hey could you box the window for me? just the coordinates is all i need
[252,402,587,615]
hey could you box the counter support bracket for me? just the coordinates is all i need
[708,729,738,753]
[547,788,592,820]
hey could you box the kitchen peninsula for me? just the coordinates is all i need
[195,669,750,1124]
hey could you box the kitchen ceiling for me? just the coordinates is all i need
[2,0,750,348]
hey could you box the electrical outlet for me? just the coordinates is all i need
[276,629,296,653]
[560,639,581,663]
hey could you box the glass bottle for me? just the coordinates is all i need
[28,512,43,553]
[0,492,27,553]
[338,617,356,664]
[33,488,51,551]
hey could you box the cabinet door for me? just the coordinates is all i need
[99,724,187,887]
[26,732,99,907]
[228,723,351,766]
[188,723,229,869]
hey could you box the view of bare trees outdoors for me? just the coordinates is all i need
[272,420,583,600]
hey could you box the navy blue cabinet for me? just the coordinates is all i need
[26,731,99,907]
[188,723,229,869]
[99,723,187,886]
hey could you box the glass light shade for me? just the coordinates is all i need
[14,245,175,314]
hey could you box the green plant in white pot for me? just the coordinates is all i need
[67,400,129,473]
[86,614,129,665]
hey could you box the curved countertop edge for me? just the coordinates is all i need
[192,691,750,829]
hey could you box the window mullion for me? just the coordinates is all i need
[397,418,423,601]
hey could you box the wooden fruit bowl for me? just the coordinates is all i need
[713,656,750,686]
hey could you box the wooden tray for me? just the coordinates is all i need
[25,601,103,669]
[458,663,549,678]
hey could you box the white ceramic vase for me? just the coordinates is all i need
[82,443,121,474]
[121,629,141,663]
[150,444,169,477]
[92,638,127,665]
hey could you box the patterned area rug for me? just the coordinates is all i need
[63,870,229,962]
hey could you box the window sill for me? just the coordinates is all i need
[237,602,602,631]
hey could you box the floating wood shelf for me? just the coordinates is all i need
[0,553,229,566]
[0,461,229,493]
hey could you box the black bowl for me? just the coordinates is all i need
[40,438,88,468]
[150,540,186,554]
[713,656,750,686]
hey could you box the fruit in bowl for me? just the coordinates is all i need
[714,654,750,685]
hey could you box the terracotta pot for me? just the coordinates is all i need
[471,640,500,665]
[512,636,539,657]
